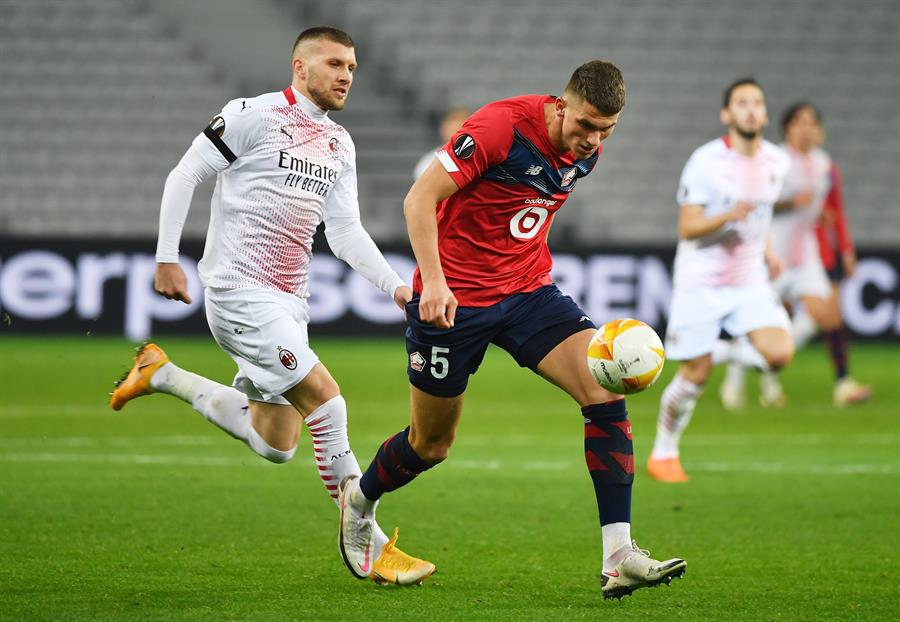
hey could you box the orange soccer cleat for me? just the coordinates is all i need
[109,343,169,411]
[646,456,689,483]
[370,528,437,586]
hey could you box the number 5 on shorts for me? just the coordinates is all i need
[431,347,450,379]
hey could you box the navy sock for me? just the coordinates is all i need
[583,400,633,525]
[825,328,849,379]
[359,427,432,501]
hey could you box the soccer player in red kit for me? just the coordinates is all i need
[338,61,686,598]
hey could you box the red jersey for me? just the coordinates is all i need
[412,95,601,306]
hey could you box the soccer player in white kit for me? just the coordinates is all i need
[647,79,795,483]
[719,102,872,409]
[109,27,435,585]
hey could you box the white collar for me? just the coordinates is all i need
[290,86,329,119]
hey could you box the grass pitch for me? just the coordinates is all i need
[1,336,898,621]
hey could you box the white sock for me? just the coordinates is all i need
[791,310,818,348]
[304,396,388,549]
[651,372,703,459]
[304,396,360,503]
[602,522,632,570]
[724,362,746,390]
[711,339,734,365]
[712,337,768,370]
[150,362,295,463]
[733,337,769,370]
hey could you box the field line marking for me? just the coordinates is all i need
[1,452,898,476]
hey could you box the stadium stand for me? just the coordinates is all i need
[1,0,897,245]
[326,0,900,244]
[0,0,234,237]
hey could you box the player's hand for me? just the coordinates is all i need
[419,282,457,329]
[393,285,413,310]
[766,253,783,280]
[842,250,857,277]
[154,263,192,304]
[792,191,814,208]
[728,201,754,222]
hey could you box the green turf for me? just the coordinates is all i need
[1,336,897,621]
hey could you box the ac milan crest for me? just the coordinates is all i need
[329,137,339,153]
[278,346,297,370]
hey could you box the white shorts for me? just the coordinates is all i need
[772,256,832,303]
[204,287,319,404]
[665,282,790,361]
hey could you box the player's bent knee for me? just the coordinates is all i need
[247,426,297,463]
[765,347,794,371]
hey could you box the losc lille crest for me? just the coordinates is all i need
[277,346,297,370]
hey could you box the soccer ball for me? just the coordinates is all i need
[586,318,665,394]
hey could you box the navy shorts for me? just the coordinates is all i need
[405,284,596,397]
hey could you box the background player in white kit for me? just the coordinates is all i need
[719,101,872,409]
[647,78,795,483]
[109,27,435,585]
[411,107,469,180]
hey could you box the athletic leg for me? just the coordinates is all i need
[535,327,686,597]
[649,355,711,482]
[339,297,491,584]
[799,294,872,405]
[110,344,297,463]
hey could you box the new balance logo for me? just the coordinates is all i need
[524,165,543,176]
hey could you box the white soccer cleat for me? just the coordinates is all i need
[718,363,746,410]
[601,541,686,600]
[759,372,787,408]
[339,475,377,580]
[833,377,872,407]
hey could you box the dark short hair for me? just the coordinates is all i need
[722,77,762,108]
[781,101,822,136]
[292,26,354,54]
[564,60,626,116]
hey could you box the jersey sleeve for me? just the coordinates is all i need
[676,151,712,206]
[323,135,360,222]
[323,136,405,297]
[190,98,260,171]
[434,103,515,188]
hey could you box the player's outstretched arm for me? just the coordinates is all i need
[403,159,460,329]
[678,202,752,240]
[154,143,219,305]
[323,148,409,308]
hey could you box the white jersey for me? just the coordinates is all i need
[195,87,355,296]
[673,137,791,289]
[413,146,440,180]
[770,144,832,268]
[156,86,407,301]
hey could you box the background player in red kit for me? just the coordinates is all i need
[338,61,686,599]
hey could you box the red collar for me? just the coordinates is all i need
[283,87,297,105]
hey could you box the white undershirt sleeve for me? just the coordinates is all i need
[323,148,405,298]
[155,141,220,263]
